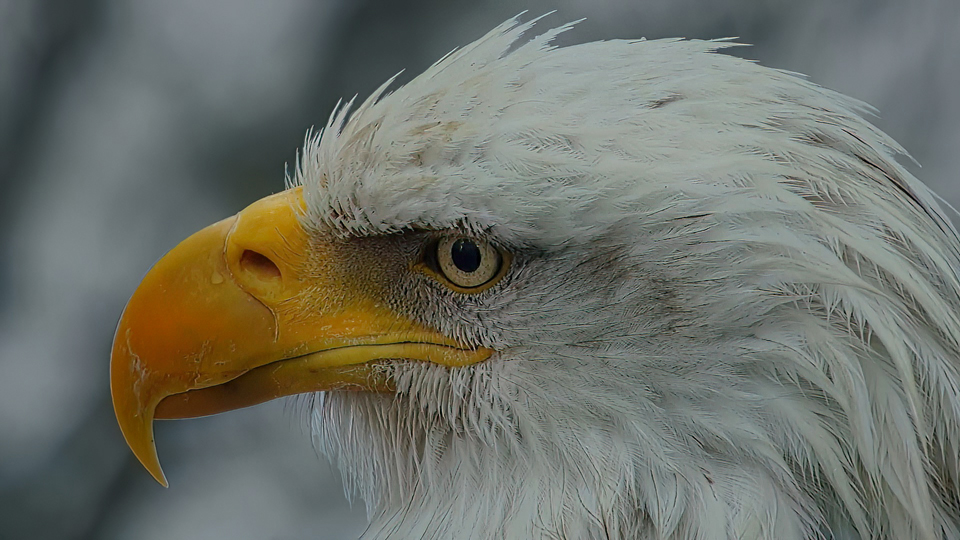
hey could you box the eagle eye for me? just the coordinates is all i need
[433,236,504,291]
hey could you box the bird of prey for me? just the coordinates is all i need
[110,16,960,540]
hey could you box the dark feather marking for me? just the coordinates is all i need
[649,93,684,109]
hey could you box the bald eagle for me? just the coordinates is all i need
[111,16,960,540]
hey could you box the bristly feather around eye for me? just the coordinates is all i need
[295,15,960,540]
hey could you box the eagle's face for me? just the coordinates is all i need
[111,17,960,540]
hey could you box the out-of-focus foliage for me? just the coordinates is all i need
[1,0,957,538]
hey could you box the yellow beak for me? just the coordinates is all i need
[110,187,492,486]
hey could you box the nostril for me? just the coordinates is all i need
[240,249,281,280]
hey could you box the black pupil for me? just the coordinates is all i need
[451,239,482,273]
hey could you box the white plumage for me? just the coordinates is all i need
[292,16,960,539]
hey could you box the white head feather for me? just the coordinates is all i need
[293,16,960,540]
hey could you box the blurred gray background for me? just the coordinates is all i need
[0,0,957,538]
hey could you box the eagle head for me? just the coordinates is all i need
[110,17,960,540]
